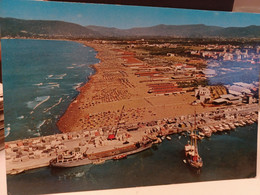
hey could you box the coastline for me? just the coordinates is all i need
[5,106,258,174]
[2,38,259,175]
[56,40,218,133]
[3,38,257,174]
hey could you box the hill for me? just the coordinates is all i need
[1,17,260,39]
[0,17,100,38]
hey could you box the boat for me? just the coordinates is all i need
[223,124,231,131]
[9,169,25,175]
[93,159,106,165]
[198,132,205,137]
[234,122,240,127]
[113,154,127,160]
[204,131,212,137]
[240,121,246,126]
[209,126,217,133]
[246,119,254,125]
[228,123,236,130]
[166,136,171,140]
[184,112,203,169]
[217,124,224,132]
[49,142,154,168]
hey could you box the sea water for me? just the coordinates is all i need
[2,39,258,194]
[2,39,99,141]
[207,60,259,85]
[7,125,257,195]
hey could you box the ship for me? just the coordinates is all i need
[49,141,153,168]
[184,112,203,169]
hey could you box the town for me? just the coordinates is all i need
[4,38,259,174]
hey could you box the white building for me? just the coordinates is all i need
[195,86,211,103]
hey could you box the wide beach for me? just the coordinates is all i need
[4,39,258,195]
[57,40,218,133]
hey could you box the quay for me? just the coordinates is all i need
[5,103,258,174]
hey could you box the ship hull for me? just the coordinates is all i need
[50,143,153,168]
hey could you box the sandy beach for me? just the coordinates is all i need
[4,39,258,174]
[57,41,217,133]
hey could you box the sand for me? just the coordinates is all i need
[57,41,217,133]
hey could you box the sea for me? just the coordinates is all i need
[2,39,99,142]
[1,39,258,195]
[207,60,260,85]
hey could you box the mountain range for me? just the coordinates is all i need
[1,17,260,38]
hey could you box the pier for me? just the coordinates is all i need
[5,103,258,174]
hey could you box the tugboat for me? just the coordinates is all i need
[184,112,203,169]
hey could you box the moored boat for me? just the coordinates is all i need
[228,123,236,130]
[93,159,106,165]
[184,112,203,169]
[113,154,127,160]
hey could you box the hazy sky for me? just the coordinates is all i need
[2,0,260,29]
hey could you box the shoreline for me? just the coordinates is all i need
[4,101,259,173]
[5,105,258,174]
[2,38,259,174]
[56,40,220,133]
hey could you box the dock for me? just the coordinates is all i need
[4,103,258,174]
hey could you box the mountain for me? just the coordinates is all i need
[86,24,224,38]
[214,25,260,38]
[0,17,100,38]
[1,17,260,39]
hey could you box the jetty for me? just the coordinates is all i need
[5,103,258,174]
[3,40,259,174]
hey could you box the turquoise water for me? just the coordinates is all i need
[2,39,99,141]
[2,39,258,194]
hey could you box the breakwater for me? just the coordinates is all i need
[5,103,258,174]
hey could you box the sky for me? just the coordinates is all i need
[1,0,260,29]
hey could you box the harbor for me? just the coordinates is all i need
[6,122,258,195]
[5,103,258,174]
[3,39,259,175]
[2,38,259,195]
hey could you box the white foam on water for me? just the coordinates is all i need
[27,101,37,109]
[5,126,11,138]
[46,82,60,88]
[17,115,24,120]
[33,132,41,137]
[33,96,50,110]
[43,98,62,113]
[49,73,67,80]
[33,83,43,86]
[37,120,46,129]
[77,64,86,68]
[74,172,85,178]
[73,83,83,90]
